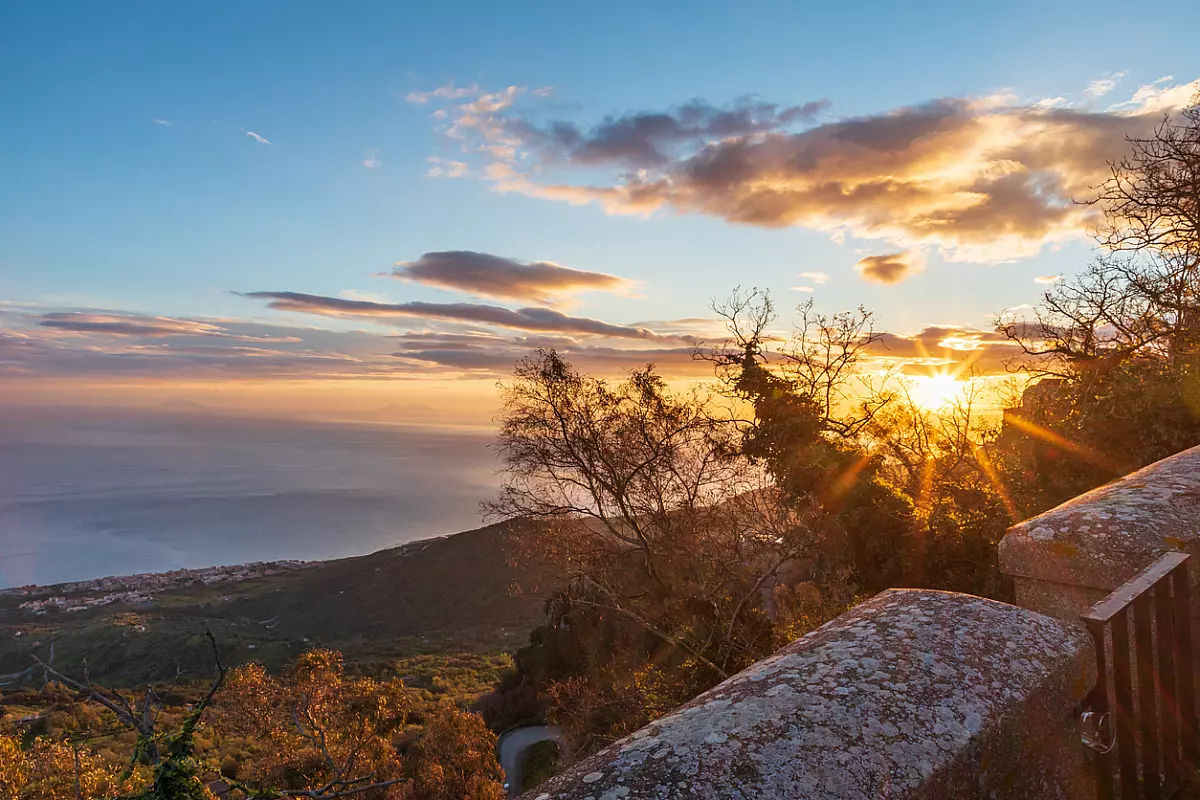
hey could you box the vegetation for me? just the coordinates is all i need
[1,644,505,799]
[0,523,544,687]
[0,734,123,800]
[478,322,1002,748]
[0,527,529,798]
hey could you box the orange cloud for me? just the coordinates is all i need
[2,303,1028,393]
[854,252,924,285]
[414,78,1200,264]
[240,291,685,342]
[388,250,633,305]
[38,312,299,342]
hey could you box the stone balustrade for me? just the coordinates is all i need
[520,589,1094,799]
[998,444,1200,628]
[516,445,1200,799]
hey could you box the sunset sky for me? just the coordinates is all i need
[3,0,1199,419]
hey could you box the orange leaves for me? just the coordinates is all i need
[405,706,505,800]
[214,649,411,795]
[4,647,504,799]
[0,735,30,799]
[211,648,503,799]
[0,733,127,800]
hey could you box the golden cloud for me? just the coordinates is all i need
[416,79,1199,264]
[855,252,924,284]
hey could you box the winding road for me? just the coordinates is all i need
[496,724,565,798]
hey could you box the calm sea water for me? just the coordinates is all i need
[0,406,500,588]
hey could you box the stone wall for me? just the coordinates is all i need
[998,443,1200,628]
[520,590,1094,800]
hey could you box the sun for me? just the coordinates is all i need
[909,374,964,410]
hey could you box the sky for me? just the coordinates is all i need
[3,0,1199,420]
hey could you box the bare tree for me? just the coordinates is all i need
[782,299,889,438]
[1001,100,1200,377]
[32,632,227,798]
[704,288,889,439]
[1091,105,1200,259]
[865,373,995,497]
[485,349,821,679]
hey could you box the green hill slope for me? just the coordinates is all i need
[0,521,549,686]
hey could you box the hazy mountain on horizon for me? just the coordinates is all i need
[369,402,438,418]
[161,397,217,411]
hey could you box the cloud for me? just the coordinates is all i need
[629,317,729,340]
[4,304,1031,386]
[391,322,1025,379]
[405,81,480,105]
[414,78,1200,264]
[390,330,704,376]
[1107,76,1199,113]
[869,324,1022,375]
[387,251,632,304]
[244,131,272,145]
[339,289,394,304]
[364,150,381,169]
[1033,97,1072,110]
[1033,274,1062,284]
[439,86,526,143]
[855,252,924,285]
[391,330,514,348]
[799,271,830,284]
[3,297,713,385]
[152,118,173,127]
[426,157,468,178]
[458,86,524,117]
[240,291,685,341]
[1084,71,1127,99]
[791,286,814,293]
[1,311,422,381]
[37,313,299,342]
[513,98,829,168]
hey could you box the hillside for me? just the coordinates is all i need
[219,520,549,644]
[0,521,551,686]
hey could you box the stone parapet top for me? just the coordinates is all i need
[521,589,1092,800]
[999,444,1200,591]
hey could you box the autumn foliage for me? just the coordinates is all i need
[0,733,124,800]
[0,648,504,800]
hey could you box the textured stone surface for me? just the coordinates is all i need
[999,444,1200,593]
[1009,576,1110,630]
[522,590,1094,800]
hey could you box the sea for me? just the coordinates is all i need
[0,405,500,589]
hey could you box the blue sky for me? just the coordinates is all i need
[2,0,1199,413]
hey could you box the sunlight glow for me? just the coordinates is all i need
[908,374,964,410]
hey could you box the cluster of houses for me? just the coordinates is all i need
[17,590,153,614]
[7,560,313,615]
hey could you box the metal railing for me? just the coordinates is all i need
[1081,551,1197,799]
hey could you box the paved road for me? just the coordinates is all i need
[496,724,565,798]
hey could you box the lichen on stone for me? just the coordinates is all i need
[1000,444,1200,591]
[520,589,1092,800]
